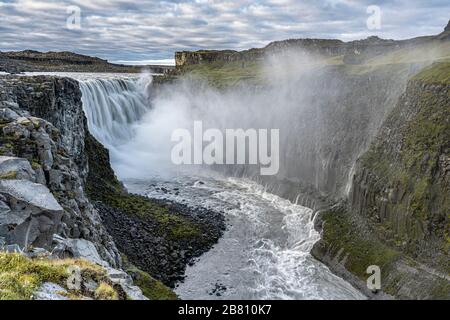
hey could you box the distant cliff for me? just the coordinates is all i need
[175,22,450,69]
[0,50,174,74]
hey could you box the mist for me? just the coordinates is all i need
[81,49,418,197]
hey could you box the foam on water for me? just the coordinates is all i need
[126,176,365,300]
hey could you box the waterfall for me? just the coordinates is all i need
[79,75,152,149]
[77,61,410,195]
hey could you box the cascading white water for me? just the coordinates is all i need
[79,75,152,149]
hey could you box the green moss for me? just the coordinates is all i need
[0,171,17,180]
[0,253,118,300]
[94,282,119,300]
[103,193,200,240]
[320,207,400,279]
[120,255,177,300]
[359,77,449,245]
[128,267,177,300]
[412,61,450,84]
[181,60,265,88]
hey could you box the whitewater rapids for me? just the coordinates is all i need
[126,175,365,300]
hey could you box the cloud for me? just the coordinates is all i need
[0,0,448,62]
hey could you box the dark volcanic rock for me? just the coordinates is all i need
[95,200,225,288]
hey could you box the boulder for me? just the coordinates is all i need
[52,235,107,267]
[51,235,148,300]
[0,107,19,121]
[0,156,36,181]
[34,282,70,300]
[106,267,149,300]
[0,179,63,249]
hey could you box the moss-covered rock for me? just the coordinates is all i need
[316,66,450,299]
[0,252,123,300]
[124,260,177,300]
[312,205,450,299]
[94,282,119,300]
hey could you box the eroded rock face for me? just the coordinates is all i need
[311,76,449,299]
[0,76,120,267]
[349,81,449,270]
[0,156,36,181]
[0,179,63,249]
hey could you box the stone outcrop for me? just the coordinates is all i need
[0,178,63,249]
[0,76,120,267]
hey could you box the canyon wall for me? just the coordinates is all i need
[312,63,450,299]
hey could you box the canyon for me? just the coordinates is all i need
[0,21,449,300]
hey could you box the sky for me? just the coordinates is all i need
[0,0,449,65]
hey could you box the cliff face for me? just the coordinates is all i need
[0,76,120,266]
[312,63,450,299]
[350,78,449,270]
[174,32,443,69]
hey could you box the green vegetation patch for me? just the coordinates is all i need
[319,207,400,279]
[412,61,450,84]
[181,60,265,88]
[127,266,177,300]
[94,282,119,300]
[0,252,116,300]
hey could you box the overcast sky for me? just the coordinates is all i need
[0,0,448,64]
